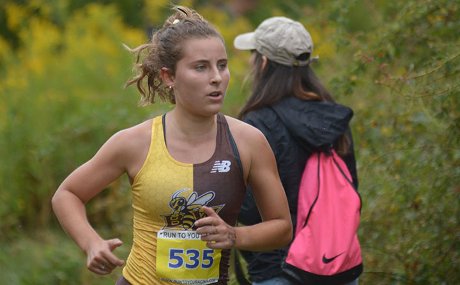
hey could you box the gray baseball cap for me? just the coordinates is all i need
[234,16,313,67]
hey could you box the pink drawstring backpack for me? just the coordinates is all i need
[282,150,363,285]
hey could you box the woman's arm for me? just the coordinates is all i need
[51,130,135,274]
[195,118,292,251]
[233,125,292,250]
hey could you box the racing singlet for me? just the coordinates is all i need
[122,114,246,285]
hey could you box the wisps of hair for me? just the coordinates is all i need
[124,6,217,106]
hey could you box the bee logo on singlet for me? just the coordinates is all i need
[157,189,226,284]
[162,189,224,230]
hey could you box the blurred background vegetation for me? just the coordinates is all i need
[0,0,458,284]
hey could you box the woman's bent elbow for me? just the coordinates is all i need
[272,219,293,248]
[51,190,63,213]
[282,221,293,246]
[51,188,73,214]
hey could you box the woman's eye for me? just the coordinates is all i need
[195,65,206,71]
[218,62,227,70]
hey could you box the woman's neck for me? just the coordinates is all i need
[164,110,218,164]
[167,109,217,141]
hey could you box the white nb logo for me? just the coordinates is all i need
[210,160,231,173]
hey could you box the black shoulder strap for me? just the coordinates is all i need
[220,113,244,176]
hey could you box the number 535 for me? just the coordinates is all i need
[168,249,214,269]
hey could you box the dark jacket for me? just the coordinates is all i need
[238,96,358,282]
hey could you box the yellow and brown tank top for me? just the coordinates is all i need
[122,114,246,285]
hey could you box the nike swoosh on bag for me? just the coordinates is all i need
[322,252,344,264]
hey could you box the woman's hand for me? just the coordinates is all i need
[194,206,236,249]
[86,238,125,275]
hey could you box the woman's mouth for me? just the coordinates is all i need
[208,91,222,97]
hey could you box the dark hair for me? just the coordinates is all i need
[125,6,223,105]
[238,51,350,155]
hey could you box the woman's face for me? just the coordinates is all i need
[170,37,230,117]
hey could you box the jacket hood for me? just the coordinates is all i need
[271,97,353,149]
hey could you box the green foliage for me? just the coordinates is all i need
[0,2,154,236]
[0,231,82,284]
[321,0,460,283]
[0,230,131,285]
[0,0,458,284]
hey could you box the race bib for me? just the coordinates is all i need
[156,230,221,284]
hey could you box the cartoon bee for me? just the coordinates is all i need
[166,189,216,230]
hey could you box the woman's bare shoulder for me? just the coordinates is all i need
[112,119,152,141]
[100,119,153,159]
[224,115,271,166]
[225,115,266,142]
[99,119,153,177]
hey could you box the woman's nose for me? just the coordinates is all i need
[210,68,222,85]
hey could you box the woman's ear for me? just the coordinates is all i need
[160,67,174,87]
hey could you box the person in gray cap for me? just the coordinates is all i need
[233,17,360,285]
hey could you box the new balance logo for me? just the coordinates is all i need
[210,160,231,173]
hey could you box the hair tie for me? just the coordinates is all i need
[173,19,180,24]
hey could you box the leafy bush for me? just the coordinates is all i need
[0,3,151,236]
[0,0,458,284]
[324,0,460,283]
